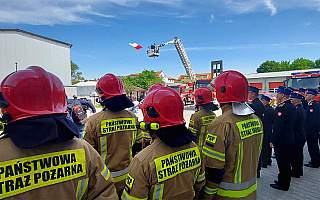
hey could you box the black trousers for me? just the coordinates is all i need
[306,134,320,167]
[275,144,294,189]
[291,141,306,176]
[261,131,272,166]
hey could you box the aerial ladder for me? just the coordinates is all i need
[147,37,196,82]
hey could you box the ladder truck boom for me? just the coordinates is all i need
[147,37,196,82]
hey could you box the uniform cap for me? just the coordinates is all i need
[261,95,271,102]
[298,88,306,92]
[290,93,303,99]
[307,89,318,96]
[277,86,291,95]
[249,86,259,93]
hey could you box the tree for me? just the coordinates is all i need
[279,61,291,71]
[119,76,136,94]
[256,61,280,73]
[71,61,84,84]
[315,58,320,68]
[132,70,165,90]
[290,58,315,70]
[256,58,318,73]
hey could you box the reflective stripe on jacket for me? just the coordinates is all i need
[203,104,262,199]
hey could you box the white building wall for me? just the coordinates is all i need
[0,30,71,85]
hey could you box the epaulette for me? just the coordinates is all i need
[278,102,285,107]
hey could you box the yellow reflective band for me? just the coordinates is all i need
[125,174,135,190]
[196,172,205,182]
[0,149,86,199]
[236,119,262,140]
[206,133,217,144]
[83,131,87,137]
[188,127,198,134]
[202,146,225,162]
[121,189,148,200]
[101,165,110,181]
[189,120,195,125]
[154,147,201,182]
[132,131,136,146]
[202,115,216,126]
[152,184,164,200]
[101,118,136,134]
[136,131,151,140]
[194,168,200,183]
[259,134,263,155]
[217,182,257,198]
[235,142,243,183]
[142,132,151,139]
[112,166,130,183]
[100,136,107,162]
[204,186,217,195]
[76,178,89,200]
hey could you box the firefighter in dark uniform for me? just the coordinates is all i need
[260,95,275,168]
[202,71,262,199]
[304,89,320,168]
[270,86,296,191]
[248,86,265,178]
[290,93,307,177]
[298,88,308,109]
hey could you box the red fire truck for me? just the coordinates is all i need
[284,70,320,100]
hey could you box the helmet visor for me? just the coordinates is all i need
[0,92,10,109]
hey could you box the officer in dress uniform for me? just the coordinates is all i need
[290,93,307,177]
[189,87,218,148]
[248,86,265,178]
[304,89,320,168]
[260,95,275,168]
[298,88,308,109]
[122,87,205,200]
[248,86,265,120]
[270,86,296,191]
[0,66,117,199]
[202,71,262,199]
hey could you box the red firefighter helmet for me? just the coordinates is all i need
[146,83,164,94]
[211,70,248,103]
[195,87,213,106]
[140,87,185,128]
[96,74,126,101]
[0,66,67,123]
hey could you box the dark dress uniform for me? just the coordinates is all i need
[261,104,275,167]
[249,97,265,176]
[301,97,308,109]
[291,103,306,176]
[271,99,296,190]
[249,98,265,120]
[305,100,320,167]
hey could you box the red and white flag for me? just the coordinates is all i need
[129,42,142,50]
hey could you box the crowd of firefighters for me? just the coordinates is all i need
[0,66,319,199]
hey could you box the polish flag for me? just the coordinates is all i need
[129,43,142,50]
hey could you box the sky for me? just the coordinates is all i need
[1,0,320,80]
